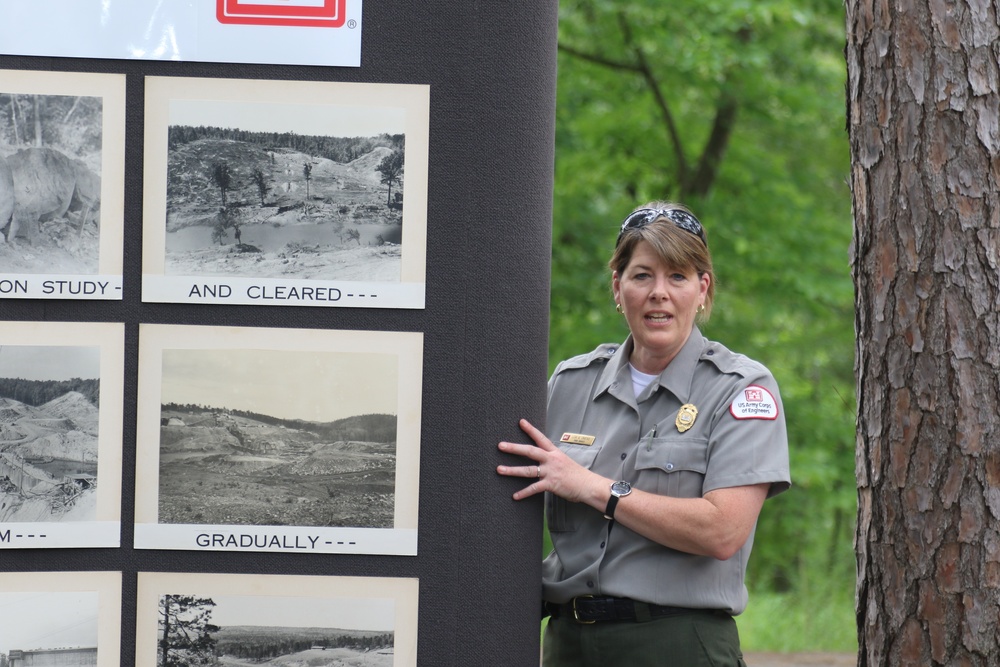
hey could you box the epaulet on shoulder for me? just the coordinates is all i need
[701,341,769,377]
[554,343,619,374]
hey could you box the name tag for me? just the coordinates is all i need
[560,433,596,446]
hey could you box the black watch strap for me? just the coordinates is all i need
[603,494,621,520]
[604,481,631,520]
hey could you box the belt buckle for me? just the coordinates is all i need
[572,595,596,624]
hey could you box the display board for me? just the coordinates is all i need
[0,1,555,664]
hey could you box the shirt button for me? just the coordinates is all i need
[665,463,675,470]
[620,453,627,461]
[600,541,606,548]
[707,350,715,356]
[586,581,595,588]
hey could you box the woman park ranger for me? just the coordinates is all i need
[498,202,791,666]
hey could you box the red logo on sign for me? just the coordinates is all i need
[745,388,763,402]
[217,0,347,28]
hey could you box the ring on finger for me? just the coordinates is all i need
[536,466,541,479]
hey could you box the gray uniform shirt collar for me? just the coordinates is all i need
[595,327,705,404]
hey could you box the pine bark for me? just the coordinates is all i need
[847,0,1000,664]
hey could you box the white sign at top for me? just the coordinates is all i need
[0,0,362,67]
[235,0,329,7]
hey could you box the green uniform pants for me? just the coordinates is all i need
[543,609,747,667]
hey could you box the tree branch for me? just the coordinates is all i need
[556,43,642,73]
[687,90,739,198]
[559,11,743,201]
[616,12,690,190]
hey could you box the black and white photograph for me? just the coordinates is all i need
[0,571,121,667]
[0,322,123,548]
[134,324,422,555]
[137,573,417,667]
[0,344,99,522]
[0,69,125,300]
[142,77,429,308]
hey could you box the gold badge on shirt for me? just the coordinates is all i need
[675,404,698,433]
[560,433,596,446]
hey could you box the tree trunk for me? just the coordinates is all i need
[9,96,19,144]
[160,597,172,666]
[847,1,1000,665]
[32,95,42,146]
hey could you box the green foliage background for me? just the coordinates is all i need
[550,0,855,651]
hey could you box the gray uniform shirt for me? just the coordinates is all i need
[541,328,791,615]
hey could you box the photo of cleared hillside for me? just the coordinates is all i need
[158,407,396,527]
[155,347,399,528]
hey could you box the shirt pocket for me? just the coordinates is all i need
[558,442,600,469]
[546,443,600,532]
[634,436,709,498]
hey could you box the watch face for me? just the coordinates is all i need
[611,480,632,497]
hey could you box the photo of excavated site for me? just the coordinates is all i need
[0,344,99,522]
[161,117,405,283]
[156,347,399,528]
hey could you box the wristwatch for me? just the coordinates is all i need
[603,480,632,520]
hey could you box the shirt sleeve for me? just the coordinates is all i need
[702,371,791,498]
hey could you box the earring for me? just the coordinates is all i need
[616,303,623,314]
[697,304,705,313]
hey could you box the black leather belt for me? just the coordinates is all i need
[544,596,702,624]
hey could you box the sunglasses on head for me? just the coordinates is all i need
[616,207,707,247]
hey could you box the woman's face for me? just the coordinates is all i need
[613,241,710,374]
